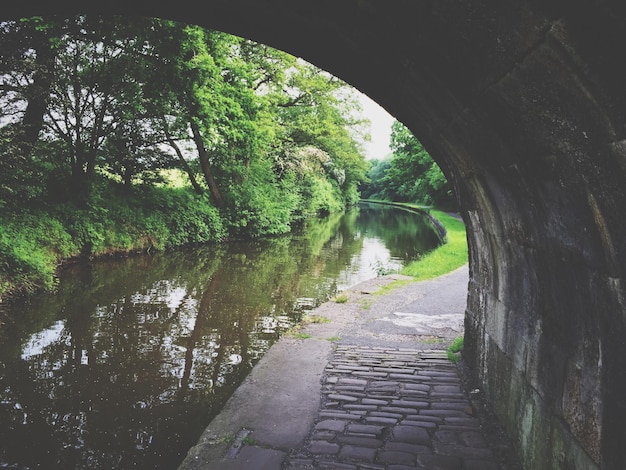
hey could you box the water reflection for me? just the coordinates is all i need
[0,203,440,469]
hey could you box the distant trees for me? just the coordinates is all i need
[361,121,456,209]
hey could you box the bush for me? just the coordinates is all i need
[161,190,226,246]
[299,174,344,217]
[0,181,229,299]
[0,214,75,295]
[224,161,301,238]
[447,335,464,362]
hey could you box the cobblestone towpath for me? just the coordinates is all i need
[178,266,522,470]
[285,346,511,470]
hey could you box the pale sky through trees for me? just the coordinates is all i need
[357,92,395,160]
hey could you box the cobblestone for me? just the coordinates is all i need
[284,347,517,469]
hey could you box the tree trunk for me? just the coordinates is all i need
[20,35,56,154]
[70,143,94,203]
[162,118,204,195]
[190,119,223,208]
[123,164,133,188]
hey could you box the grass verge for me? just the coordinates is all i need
[400,207,468,281]
[366,202,468,295]
[333,293,349,304]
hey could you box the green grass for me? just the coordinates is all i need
[399,208,468,281]
[333,293,349,303]
[367,203,467,297]
[306,315,331,324]
[288,331,312,339]
[447,335,464,362]
[285,314,330,339]
[242,436,257,446]
[419,336,446,344]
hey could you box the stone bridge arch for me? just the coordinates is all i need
[7,2,626,468]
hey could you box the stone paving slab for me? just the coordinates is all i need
[283,347,509,469]
[205,446,287,470]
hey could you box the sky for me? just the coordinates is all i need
[356,91,396,160]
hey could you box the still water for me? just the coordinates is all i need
[0,203,440,469]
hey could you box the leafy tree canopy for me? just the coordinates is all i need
[360,121,456,209]
[0,15,369,211]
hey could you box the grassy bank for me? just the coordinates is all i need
[400,207,468,281]
[0,185,227,301]
[0,173,350,303]
[361,200,468,281]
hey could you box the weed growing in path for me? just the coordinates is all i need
[447,335,464,362]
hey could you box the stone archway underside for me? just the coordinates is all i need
[7,2,626,468]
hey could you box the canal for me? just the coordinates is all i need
[0,202,441,469]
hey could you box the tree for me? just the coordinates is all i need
[0,17,61,207]
[0,17,59,153]
[142,23,263,208]
[39,16,156,199]
[377,121,455,208]
[360,157,392,199]
[1,14,371,227]
[275,62,369,206]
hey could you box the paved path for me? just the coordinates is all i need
[178,266,522,469]
[285,347,506,470]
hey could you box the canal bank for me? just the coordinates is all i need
[177,265,522,469]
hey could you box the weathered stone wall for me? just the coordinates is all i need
[428,6,626,468]
[6,1,626,468]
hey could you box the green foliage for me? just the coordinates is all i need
[400,209,468,281]
[0,16,371,299]
[300,174,344,217]
[0,179,230,300]
[0,127,51,209]
[343,182,361,207]
[447,335,464,362]
[142,189,226,248]
[275,63,369,204]
[224,159,298,238]
[0,213,76,295]
[306,315,331,324]
[373,259,397,276]
[360,157,391,200]
[361,122,456,209]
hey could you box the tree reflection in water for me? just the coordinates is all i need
[0,203,440,469]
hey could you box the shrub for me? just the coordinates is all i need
[300,174,344,217]
[225,161,300,238]
[0,182,229,298]
[0,214,73,295]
